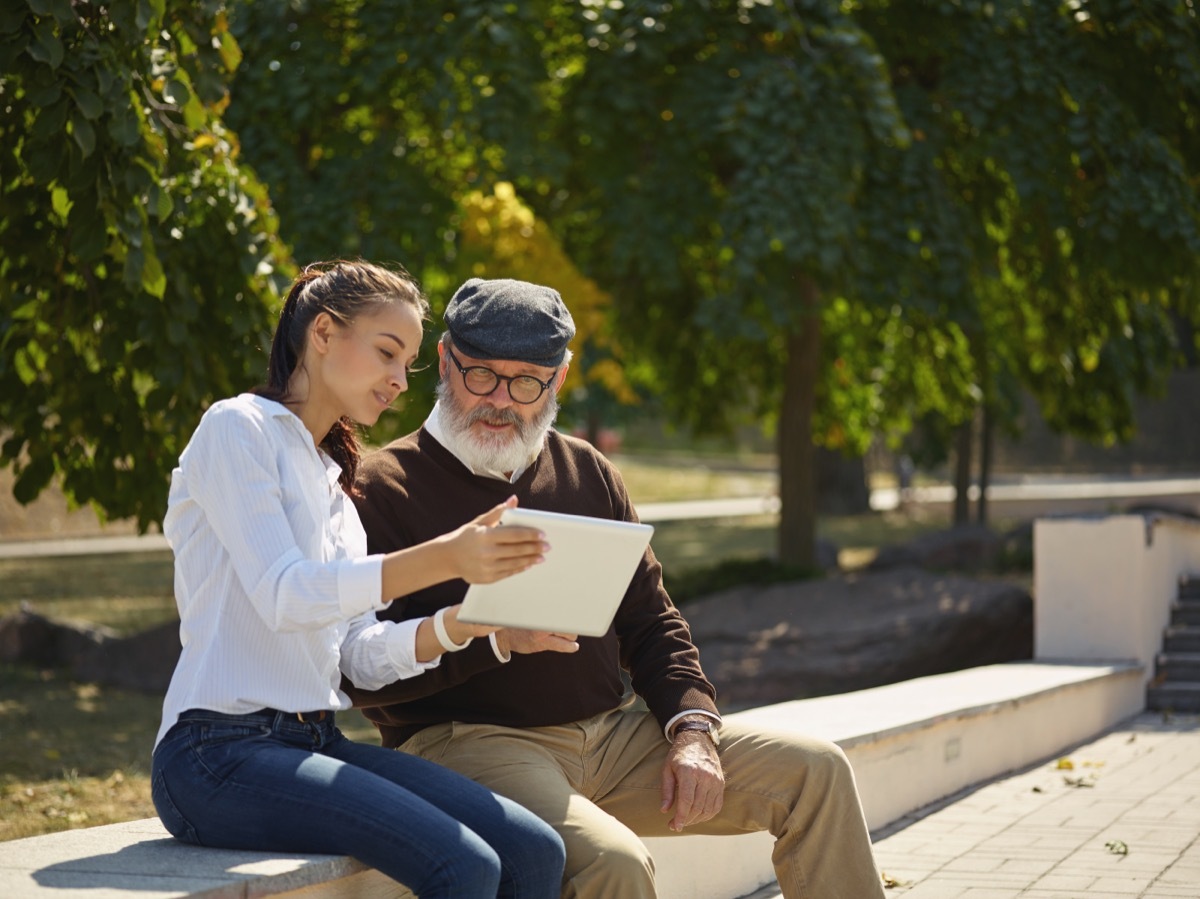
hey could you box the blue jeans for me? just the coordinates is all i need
[151,709,565,898]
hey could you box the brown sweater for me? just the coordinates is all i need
[344,427,719,748]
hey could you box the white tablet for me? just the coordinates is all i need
[458,507,654,637]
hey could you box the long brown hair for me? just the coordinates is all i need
[259,260,429,492]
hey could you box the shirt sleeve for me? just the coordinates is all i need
[176,403,383,632]
[341,612,441,688]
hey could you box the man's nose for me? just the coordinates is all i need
[486,379,516,408]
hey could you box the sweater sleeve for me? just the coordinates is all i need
[601,456,721,729]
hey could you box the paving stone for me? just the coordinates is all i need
[869,712,1200,899]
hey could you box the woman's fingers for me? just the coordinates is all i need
[471,495,518,528]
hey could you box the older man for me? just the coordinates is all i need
[346,277,885,899]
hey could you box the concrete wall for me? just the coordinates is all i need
[1034,514,1200,681]
[645,660,1143,899]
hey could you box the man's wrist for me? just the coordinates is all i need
[671,716,720,746]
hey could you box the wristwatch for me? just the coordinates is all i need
[672,718,720,746]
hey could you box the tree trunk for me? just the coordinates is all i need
[778,278,822,569]
[585,405,602,449]
[952,416,973,526]
[815,448,871,515]
[977,404,993,525]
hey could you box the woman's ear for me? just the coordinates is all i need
[308,312,336,356]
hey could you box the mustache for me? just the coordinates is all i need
[465,406,524,429]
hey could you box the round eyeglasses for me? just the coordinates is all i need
[447,346,557,405]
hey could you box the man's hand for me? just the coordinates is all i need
[661,730,724,832]
[493,628,579,656]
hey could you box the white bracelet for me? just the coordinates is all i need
[433,607,473,653]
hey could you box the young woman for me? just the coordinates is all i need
[151,261,566,898]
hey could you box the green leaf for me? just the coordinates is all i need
[152,184,174,221]
[217,29,242,72]
[140,246,167,298]
[24,134,65,183]
[22,72,61,106]
[0,4,26,34]
[135,0,162,32]
[28,18,63,69]
[50,184,71,218]
[12,455,55,505]
[67,191,107,260]
[14,346,40,386]
[69,111,95,157]
[72,86,104,120]
[122,246,145,293]
[69,216,107,261]
[162,78,190,107]
[30,99,68,141]
[107,101,141,146]
[28,0,75,25]
[167,318,188,345]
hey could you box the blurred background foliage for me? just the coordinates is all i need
[3,0,1200,566]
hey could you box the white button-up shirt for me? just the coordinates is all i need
[155,393,436,747]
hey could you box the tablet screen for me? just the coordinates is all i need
[458,507,654,637]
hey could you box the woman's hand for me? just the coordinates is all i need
[441,603,500,641]
[443,496,548,584]
[413,603,497,662]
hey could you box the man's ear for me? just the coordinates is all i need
[554,362,570,392]
[437,340,448,378]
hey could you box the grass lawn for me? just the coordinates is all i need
[0,453,973,842]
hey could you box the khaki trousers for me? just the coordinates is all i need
[401,703,885,899]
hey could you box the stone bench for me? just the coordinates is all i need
[0,660,1143,899]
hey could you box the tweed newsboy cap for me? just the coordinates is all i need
[444,277,576,368]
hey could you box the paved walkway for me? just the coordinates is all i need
[862,712,1200,898]
[748,713,1200,898]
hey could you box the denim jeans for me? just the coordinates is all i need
[151,709,565,898]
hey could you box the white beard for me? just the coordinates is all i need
[436,377,559,475]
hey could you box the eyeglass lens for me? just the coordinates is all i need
[462,368,546,403]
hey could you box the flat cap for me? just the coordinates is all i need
[444,277,576,368]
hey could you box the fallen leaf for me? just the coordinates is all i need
[881,871,912,889]
[1105,839,1129,856]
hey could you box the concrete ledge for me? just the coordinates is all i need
[0,660,1144,899]
[647,659,1145,899]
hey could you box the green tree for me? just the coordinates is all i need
[223,1,628,439]
[525,1,939,566]
[521,0,1200,563]
[220,1,1200,567]
[1,0,291,529]
[857,0,1200,524]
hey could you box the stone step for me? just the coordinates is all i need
[1163,626,1200,654]
[1146,681,1200,713]
[1178,579,1200,600]
[1155,652,1200,682]
[1169,602,1200,626]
